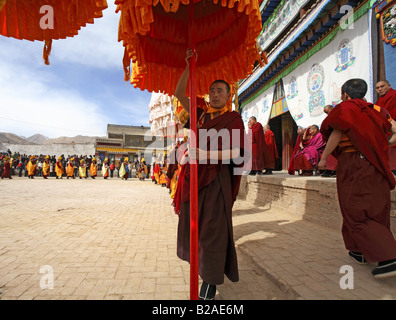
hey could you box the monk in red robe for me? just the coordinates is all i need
[375,80,396,173]
[288,126,305,175]
[291,125,325,176]
[1,156,12,179]
[319,78,396,279]
[247,117,270,175]
[175,49,247,299]
[263,124,279,174]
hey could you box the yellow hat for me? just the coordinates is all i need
[124,157,128,162]
[92,157,96,161]
[80,159,85,163]
[45,155,50,159]
[58,156,62,160]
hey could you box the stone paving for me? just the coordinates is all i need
[1,175,396,300]
[0,176,286,300]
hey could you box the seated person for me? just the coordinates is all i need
[291,125,326,176]
[288,126,305,175]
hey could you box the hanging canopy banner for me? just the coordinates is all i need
[116,0,264,97]
[0,0,108,64]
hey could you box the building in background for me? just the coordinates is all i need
[95,124,167,165]
[238,0,384,170]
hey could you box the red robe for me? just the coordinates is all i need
[288,134,303,175]
[1,161,11,179]
[178,111,246,285]
[376,88,396,119]
[248,122,270,171]
[321,98,396,262]
[376,88,396,170]
[264,129,279,169]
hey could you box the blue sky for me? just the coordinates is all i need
[0,2,152,139]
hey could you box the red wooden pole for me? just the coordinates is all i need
[188,1,199,301]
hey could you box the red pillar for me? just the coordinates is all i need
[188,1,199,301]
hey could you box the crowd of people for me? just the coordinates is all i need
[0,153,151,181]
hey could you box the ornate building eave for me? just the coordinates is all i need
[238,0,365,107]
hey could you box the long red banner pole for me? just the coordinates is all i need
[188,1,199,301]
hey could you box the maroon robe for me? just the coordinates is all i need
[321,98,396,263]
[1,161,11,179]
[177,110,246,285]
[248,122,270,171]
[288,134,303,175]
[264,129,279,169]
[292,132,326,171]
[376,88,396,170]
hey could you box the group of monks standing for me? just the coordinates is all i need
[0,155,112,180]
[247,80,396,179]
[247,118,279,175]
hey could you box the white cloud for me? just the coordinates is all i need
[50,1,124,70]
[0,1,153,139]
[0,54,108,138]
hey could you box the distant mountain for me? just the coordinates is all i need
[0,132,105,145]
[46,135,101,144]
[27,134,50,145]
[0,132,33,145]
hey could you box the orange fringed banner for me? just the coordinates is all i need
[0,0,108,65]
[116,0,264,97]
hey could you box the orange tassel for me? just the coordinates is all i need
[123,48,131,82]
[43,40,52,65]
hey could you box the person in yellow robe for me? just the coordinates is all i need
[42,156,50,179]
[159,161,168,186]
[55,156,64,179]
[138,160,148,181]
[102,158,109,179]
[79,159,87,179]
[119,157,129,180]
[66,158,75,179]
[170,164,180,199]
[26,156,37,179]
[90,158,97,179]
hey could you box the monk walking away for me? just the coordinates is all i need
[247,116,270,175]
[319,78,396,279]
[175,49,247,300]
[263,124,279,175]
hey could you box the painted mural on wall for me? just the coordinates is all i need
[307,63,326,117]
[335,39,356,72]
[281,14,370,129]
[377,3,396,46]
[241,90,274,132]
[242,12,371,131]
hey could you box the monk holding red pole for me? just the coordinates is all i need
[175,49,247,299]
